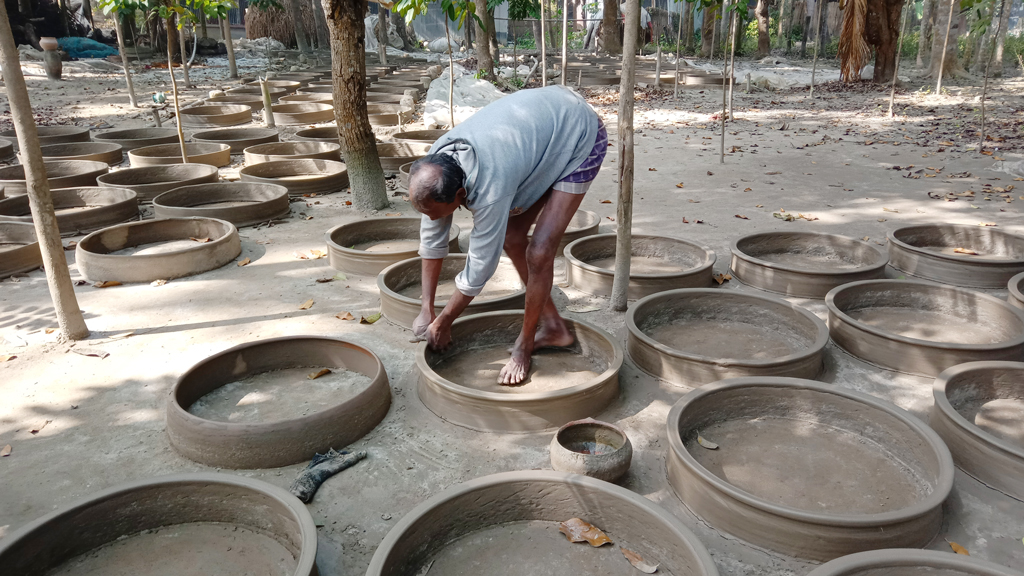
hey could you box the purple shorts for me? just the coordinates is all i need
[553,117,608,195]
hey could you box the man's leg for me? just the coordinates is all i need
[502,191,564,340]
[499,189,585,385]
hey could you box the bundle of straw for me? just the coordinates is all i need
[837,0,871,82]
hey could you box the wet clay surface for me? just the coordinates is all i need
[111,240,208,257]
[432,345,604,392]
[954,397,1024,447]
[921,246,1016,261]
[399,278,522,303]
[188,366,372,423]
[687,417,930,514]
[354,239,420,253]
[852,569,980,576]
[752,251,864,271]
[421,520,674,576]
[48,522,297,576]
[645,319,805,360]
[846,308,1011,345]
[587,254,686,274]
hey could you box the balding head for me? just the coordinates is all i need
[409,154,467,220]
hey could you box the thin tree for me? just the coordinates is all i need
[609,0,640,312]
[809,0,824,97]
[476,0,495,80]
[0,0,89,340]
[221,15,237,78]
[285,0,313,53]
[935,0,956,92]
[979,0,1007,153]
[674,0,683,98]
[888,0,910,117]
[601,0,622,53]
[323,0,389,210]
[160,10,190,163]
[540,0,547,86]
[917,0,935,67]
[560,0,568,85]
[101,1,139,107]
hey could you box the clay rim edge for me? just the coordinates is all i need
[376,254,522,308]
[626,288,829,368]
[76,217,238,262]
[364,470,719,576]
[1009,271,1024,305]
[564,233,716,280]
[931,360,1024,462]
[805,548,1023,576]
[325,221,460,263]
[414,310,624,404]
[729,231,888,277]
[666,376,955,527]
[825,279,1024,351]
[887,224,1024,266]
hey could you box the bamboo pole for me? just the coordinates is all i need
[445,17,455,127]
[0,0,89,340]
[809,0,824,98]
[979,0,1006,154]
[726,3,738,116]
[113,13,138,107]
[540,5,548,86]
[674,1,683,99]
[719,8,733,163]
[561,0,568,85]
[167,15,189,164]
[609,0,640,312]
[221,17,237,79]
[936,0,955,94]
[888,0,910,117]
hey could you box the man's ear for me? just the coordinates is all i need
[457,188,467,201]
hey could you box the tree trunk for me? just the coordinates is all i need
[917,0,934,67]
[393,11,417,51]
[475,0,494,79]
[376,7,388,64]
[682,2,694,53]
[0,0,89,341]
[756,0,771,56]
[178,20,191,87]
[285,0,312,53]
[487,8,499,61]
[312,0,330,50]
[166,16,188,164]
[322,0,388,211]
[929,0,962,78]
[610,0,639,312]
[866,0,904,82]
[113,13,138,107]
[992,0,1012,76]
[601,0,622,53]
[971,3,994,73]
[701,4,717,56]
[778,0,788,46]
[221,17,238,78]
[199,12,207,39]
[82,0,94,27]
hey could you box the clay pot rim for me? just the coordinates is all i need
[0,472,318,576]
[825,279,1024,351]
[667,376,955,527]
[553,417,630,456]
[366,470,718,576]
[238,158,347,179]
[565,232,714,279]
[38,142,123,155]
[325,218,459,261]
[168,335,387,430]
[392,129,448,143]
[153,181,289,209]
[377,254,521,309]
[128,142,231,158]
[0,159,109,184]
[76,217,237,261]
[0,220,38,241]
[270,103,333,112]
[1010,271,1024,305]
[931,360,1024,462]
[93,127,178,142]
[180,104,253,116]
[887,224,1024,265]
[192,127,279,144]
[96,163,220,186]
[627,288,828,368]
[804,548,1020,576]
[730,231,888,277]
[414,310,624,404]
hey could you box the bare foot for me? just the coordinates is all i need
[498,344,531,386]
[534,317,575,349]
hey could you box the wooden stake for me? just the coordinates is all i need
[166,16,189,164]
[809,0,824,98]
[726,4,738,117]
[221,17,237,79]
[178,19,191,87]
[445,17,455,127]
[112,12,138,107]
[936,0,955,94]
[561,0,568,85]
[979,0,1006,154]
[0,0,89,340]
[609,0,640,312]
[719,8,733,164]
[540,6,548,86]
[888,0,910,117]
[260,76,276,128]
[674,2,683,99]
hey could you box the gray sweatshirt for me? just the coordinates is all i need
[418,86,600,297]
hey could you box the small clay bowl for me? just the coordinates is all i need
[549,418,632,482]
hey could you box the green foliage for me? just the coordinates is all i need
[515,31,536,49]
[99,0,235,26]
[1005,33,1024,65]
[507,0,539,19]
[248,0,282,12]
[394,0,481,30]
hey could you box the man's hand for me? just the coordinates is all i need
[412,306,436,339]
[427,316,452,351]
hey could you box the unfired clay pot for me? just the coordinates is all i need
[549,418,632,482]
[805,549,1022,576]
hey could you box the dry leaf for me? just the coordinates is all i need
[30,420,51,434]
[559,518,612,547]
[0,444,10,457]
[299,299,314,310]
[45,328,56,334]
[765,171,781,175]
[599,199,612,203]
[310,249,326,259]
[237,257,251,267]
[189,237,212,243]
[345,200,353,205]
[713,273,732,285]
[682,217,689,223]
[0,355,16,362]
[697,432,719,450]
[63,241,77,251]
[882,207,899,213]
[316,277,334,283]
[336,311,355,320]
[385,212,401,216]
[360,312,382,324]
[72,347,109,359]
[150,279,167,287]
[566,304,601,313]
[755,204,763,208]
[333,273,347,281]
[621,548,659,574]
[93,280,121,288]
[706,171,714,176]
[979,222,998,227]
[743,187,752,192]
[798,213,819,221]
[294,251,310,260]
[878,218,887,222]
[304,216,314,220]
[648,167,657,171]
[675,182,684,188]
[948,541,970,555]
[953,248,979,255]
[862,236,870,241]
[308,368,332,380]
[735,215,749,220]
[774,212,795,222]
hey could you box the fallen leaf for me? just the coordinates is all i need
[675,182,684,188]
[682,217,689,223]
[308,368,332,380]
[744,187,752,192]
[878,218,887,222]
[0,444,10,457]
[74,280,88,286]
[621,548,659,574]
[294,251,310,260]
[979,222,998,227]
[735,214,749,220]
[713,273,732,284]
[299,299,314,310]
[63,241,77,251]
[648,167,657,171]
[862,236,870,241]
[336,311,355,320]
[599,199,612,203]
[45,328,56,334]
[755,204,763,208]
[385,212,401,216]
[949,541,970,555]
[93,281,121,288]
[189,237,212,243]
[697,432,719,450]
[798,213,819,221]
[882,207,899,213]
[315,277,334,283]
[774,212,795,222]
[566,304,601,313]
[559,518,612,547]
[706,171,714,176]
[0,354,15,362]
[72,347,109,359]
[360,312,382,324]
[953,248,979,255]
[304,216,314,220]
[333,273,347,281]
[237,257,251,266]
[688,199,698,203]
[344,200,353,205]
[30,420,51,434]
[150,279,168,287]
[310,249,326,259]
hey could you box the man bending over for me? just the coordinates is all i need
[409,85,607,385]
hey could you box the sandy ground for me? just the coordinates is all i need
[1,50,1024,575]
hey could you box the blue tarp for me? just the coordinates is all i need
[57,37,118,59]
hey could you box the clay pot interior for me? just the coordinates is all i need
[238,159,349,196]
[325,217,460,276]
[92,127,179,152]
[153,182,290,228]
[891,224,1024,261]
[0,221,42,278]
[805,549,1021,576]
[1011,272,1024,309]
[294,127,340,143]
[392,129,448,144]
[192,127,280,153]
[550,419,633,482]
[556,420,628,455]
[0,186,138,234]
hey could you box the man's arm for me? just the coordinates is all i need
[414,213,455,337]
